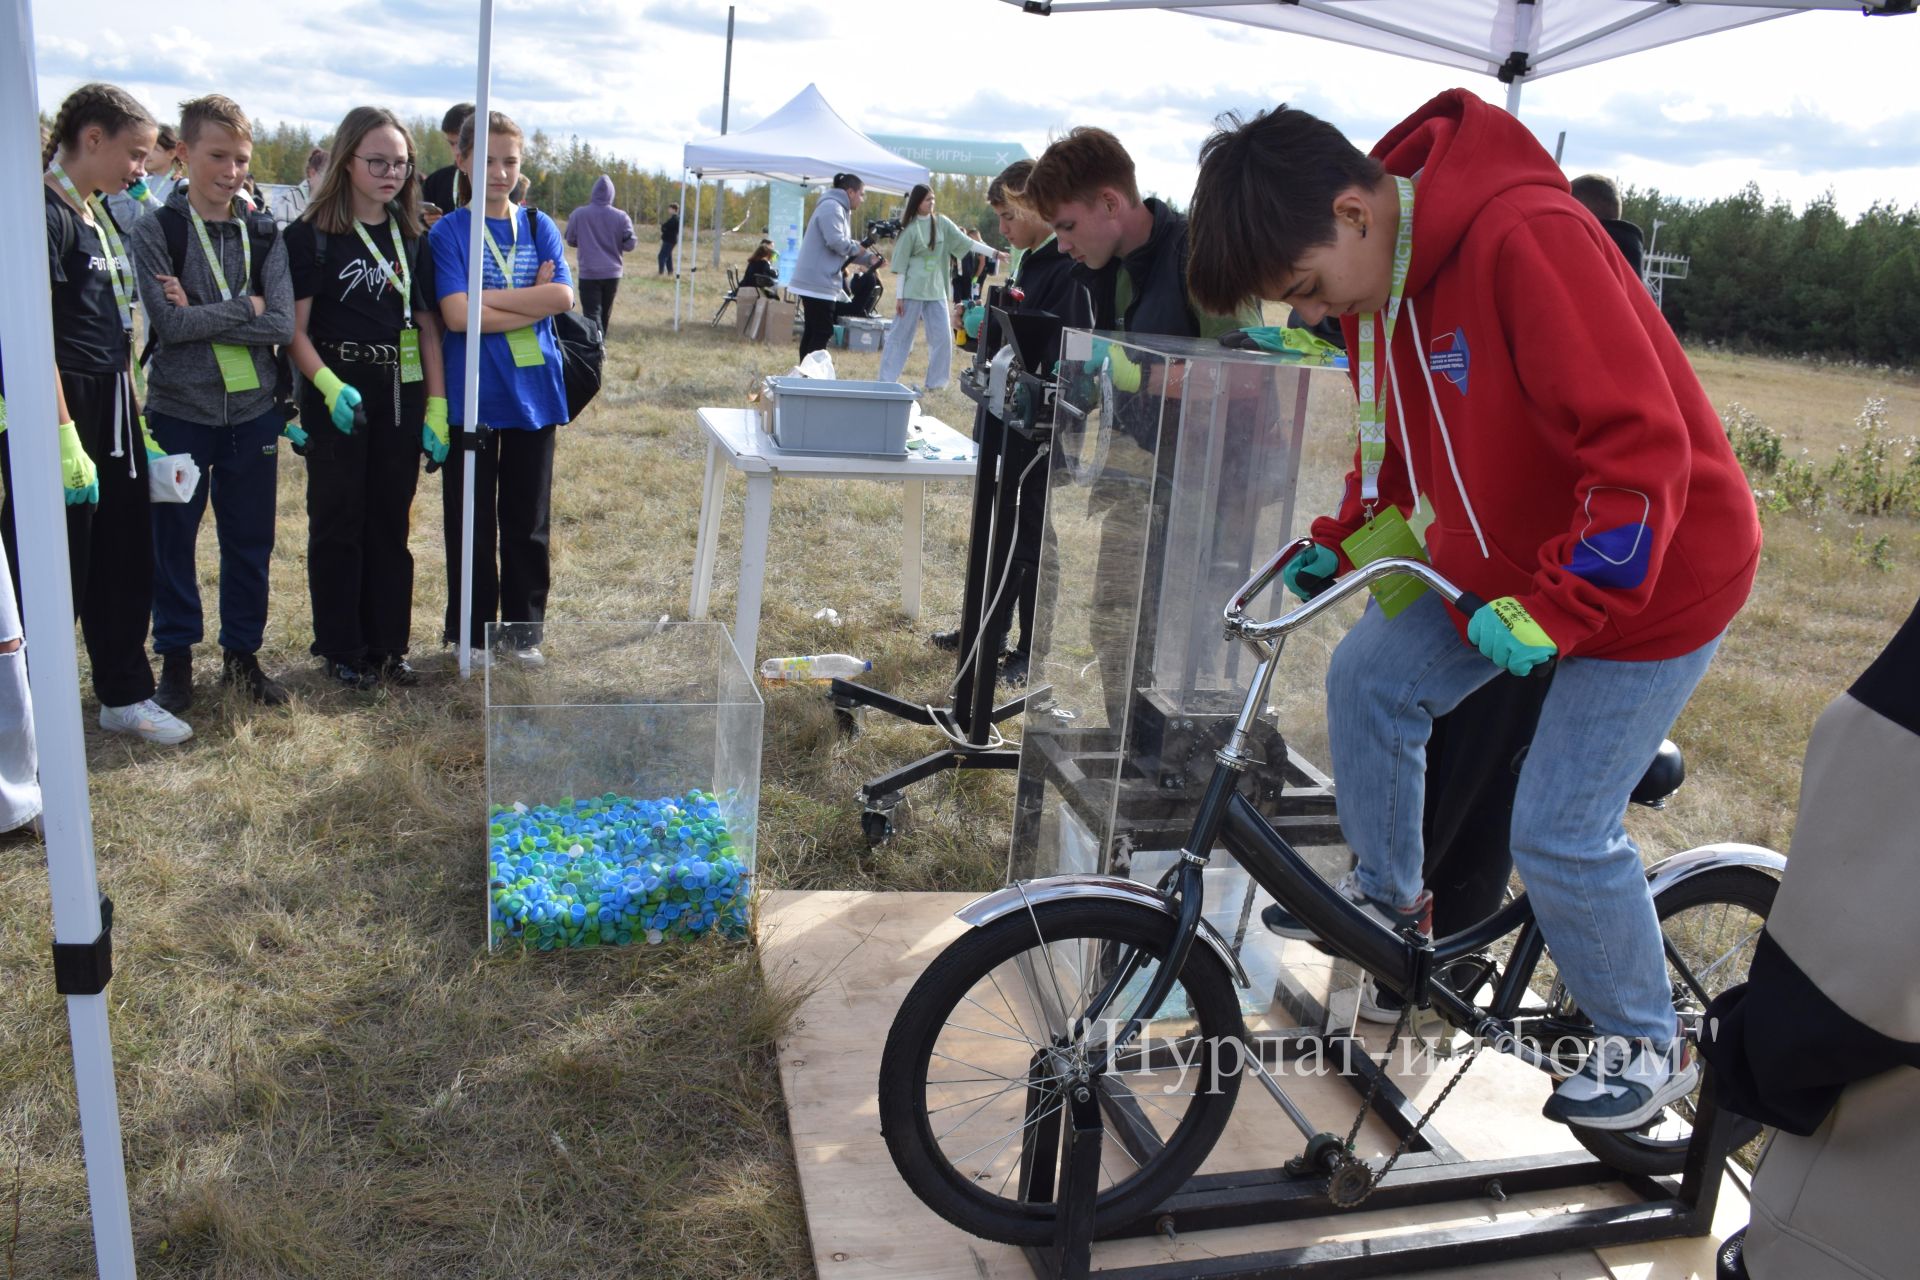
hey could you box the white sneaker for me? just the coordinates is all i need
[99,699,193,745]
[509,646,546,669]
[1543,1036,1700,1130]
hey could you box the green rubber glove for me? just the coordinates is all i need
[57,419,98,506]
[1084,338,1142,394]
[1281,543,1339,601]
[140,415,165,461]
[422,396,450,465]
[1221,325,1345,363]
[312,367,362,435]
[1467,596,1558,676]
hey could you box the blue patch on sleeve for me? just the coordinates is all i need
[1566,523,1652,589]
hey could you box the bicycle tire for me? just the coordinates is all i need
[1570,864,1777,1175]
[878,898,1245,1246]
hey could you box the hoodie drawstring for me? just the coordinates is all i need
[1394,299,1490,560]
[111,370,137,479]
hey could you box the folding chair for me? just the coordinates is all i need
[711,266,742,327]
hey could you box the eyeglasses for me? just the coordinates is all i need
[355,155,415,178]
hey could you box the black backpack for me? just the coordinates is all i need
[530,211,603,422]
[145,202,295,415]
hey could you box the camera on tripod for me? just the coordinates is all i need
[865,216,902,241]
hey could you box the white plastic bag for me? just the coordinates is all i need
[147,453,201,504]
[796,349,835,380]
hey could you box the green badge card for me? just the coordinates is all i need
[505,326,545,368]
[398,329,424,384]
[1339,502,1430,619]
[211,342,260,393]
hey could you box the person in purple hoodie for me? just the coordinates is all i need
[563,175,636,331]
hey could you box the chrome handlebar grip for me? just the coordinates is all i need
[1232,556,1468,641]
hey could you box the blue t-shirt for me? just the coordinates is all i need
[429,205,572,429]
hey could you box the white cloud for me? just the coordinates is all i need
[30,0,1920,217]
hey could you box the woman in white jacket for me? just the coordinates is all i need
[789,173,883,359]
[878,185,1002,391]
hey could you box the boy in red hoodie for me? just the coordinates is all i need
[1186,92,1761,1131]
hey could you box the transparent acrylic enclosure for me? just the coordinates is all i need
[485,621,763,951]
[1009,332,1353,1019]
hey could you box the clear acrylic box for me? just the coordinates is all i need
[1009,332,1354,1018]
[485,621,763,951]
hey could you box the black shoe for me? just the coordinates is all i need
[930,628,963,652]
[325,658,379,691]
[378,656,421,688]
[998,651,1030,686]
[222,649,291,706]
[154,650,194,714]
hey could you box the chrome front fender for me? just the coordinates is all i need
[1646,842,1786,901]
[955,875,1253,989]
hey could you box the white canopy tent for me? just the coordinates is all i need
[672,83,930,329]
[1006,0,1914,113]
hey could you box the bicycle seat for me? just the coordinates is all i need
[1630,739,1686,809]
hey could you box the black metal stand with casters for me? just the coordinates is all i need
[1020,1051,1740,1280]
[831,297,1066,845]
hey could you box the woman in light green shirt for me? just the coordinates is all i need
[878,184,1003,390]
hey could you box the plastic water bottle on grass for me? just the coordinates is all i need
[760,654,871,682]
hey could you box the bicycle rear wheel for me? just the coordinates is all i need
[878,898,1245,1246]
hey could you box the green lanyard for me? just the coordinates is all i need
[352,217,413,326]
[48,162,135,332]
[1356,176,1415,508]
[482,209,521,285]
[189,200,251,302]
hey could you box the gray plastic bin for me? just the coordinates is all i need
[765,377,916,458]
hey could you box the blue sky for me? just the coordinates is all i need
[32,0,1920,218]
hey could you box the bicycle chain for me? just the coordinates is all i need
[1329,1005,1485,1209]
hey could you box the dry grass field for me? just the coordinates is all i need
[3,228,1917,1278]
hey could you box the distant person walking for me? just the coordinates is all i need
[879,184,1002,391]
[565,175,637,331]
[788,173,883,359]
[657,202,680,275]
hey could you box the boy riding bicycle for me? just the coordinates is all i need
[1185,93,1761,1131]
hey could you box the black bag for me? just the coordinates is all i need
[550,307,604,423]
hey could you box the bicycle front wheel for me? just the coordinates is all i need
[878,898,1246,1246]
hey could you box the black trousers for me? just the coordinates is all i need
[656,242,675,274]
[579,278,620,332]
[441,425,556,649]
[798,296,837,359]
[300,362,423,664]
[0,367,157,706]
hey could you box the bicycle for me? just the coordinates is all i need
[878,542,1782,1247]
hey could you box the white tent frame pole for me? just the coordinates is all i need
[673,171,688,329]
[0,1,135,1274]
[1503,0,1537,114]
[690,179,703,318]
[457,0,495,680]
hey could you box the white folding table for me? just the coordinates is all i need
[690,407,978,664]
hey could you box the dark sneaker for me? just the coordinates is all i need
[222,650,291,706]
[929,628,963,652]
[154,650,194,714]
[1543,1036,1700,1131]
[379,656,421,687]
[1262,869,1433,941]
[998,651,1030,686]
[326,658,379,691]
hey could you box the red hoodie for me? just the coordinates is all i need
[1311,90,1760,661]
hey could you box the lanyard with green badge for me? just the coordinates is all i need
[189,201,261,394]
[1339,175,1431,619]
[483,209,545,367]
[48,162,146,397]
[353,217,423,383]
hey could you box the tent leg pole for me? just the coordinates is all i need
[458,0,496,679]
[69,996,137,1278]
[691,181,703,320]
[674,171,687,330]
[1505,78,1524,114]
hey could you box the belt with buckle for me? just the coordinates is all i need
[320,339,400,366]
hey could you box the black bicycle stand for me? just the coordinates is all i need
[1021,1049,1738,1280]
[833,296,1059,844]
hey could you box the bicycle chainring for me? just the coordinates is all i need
[1326,1155,1376,1209]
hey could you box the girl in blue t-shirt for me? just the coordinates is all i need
[427,109,572,666]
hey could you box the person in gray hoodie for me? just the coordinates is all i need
[788,173,883,358]
[564,175,637,332]
[128,94,296,709]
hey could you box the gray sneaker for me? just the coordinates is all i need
[1262,869,1433,941]
[1543,1035,1699,1131]
[99,699,193,745]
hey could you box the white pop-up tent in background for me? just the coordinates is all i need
[1006,0,1914,114]
[672,83,930,330]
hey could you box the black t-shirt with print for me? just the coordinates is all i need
[45,188,129,375]
[284,218,436,347]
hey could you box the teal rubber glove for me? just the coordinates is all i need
[1084,338,1142,394]
[1281,543,1339,601]
[1220,325,1345,363]
[139,415,165,461]
[421,396,450,465]
[57,419,99,506]
[282,420,308,451]
[961,303,985,341]
[312,367,362,435]
[1467,596,1558,676]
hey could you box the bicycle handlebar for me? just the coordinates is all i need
[1224,540,1484,642]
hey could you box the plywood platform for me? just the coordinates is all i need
[762,890,1746,1280]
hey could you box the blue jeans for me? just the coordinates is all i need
[1326,590,1721,1046]
[149,408,282,655]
